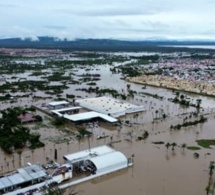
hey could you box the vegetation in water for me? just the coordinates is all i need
[170,115,207,130]
[196,139,215,149]
[0,107,44,154]
[186,146,201,150]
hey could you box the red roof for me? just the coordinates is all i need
[18,113,36,123]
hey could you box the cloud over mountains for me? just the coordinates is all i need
[0,0,214,40]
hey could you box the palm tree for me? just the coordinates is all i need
[31,149,35,163]
[175,91,180,98]
[181,143,187,150]
[180,94,185,100]
[17,150,22,167]
[12,154,15,168]
[151,111,154,120]
[143,131,149,139]
[165,142,171,151]
[110,136,113,143]
[87,134,91,152]
[127,84,131,90]
[205,186,210,195]
[209,162,215,177]
[155,110,159,119]
[171,142,177,151]
[42,185,64,195]
[196,99,202,109]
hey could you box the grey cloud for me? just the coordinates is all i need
[207,0,215,3]
[44,25,67,30]
[75,8,156,17]
[141,21,169,29]
[54,2,168,18]
[0,0,214,40]
[0,3,19,8]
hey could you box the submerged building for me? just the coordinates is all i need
[48,96,145,124]
[63,145,132,176]
[48,101,69,110]
[0,164,48,194]
[84,151,128,175]
[2,145,132,195]
[75,96,145,117]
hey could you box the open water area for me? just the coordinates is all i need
[0,52,215,195]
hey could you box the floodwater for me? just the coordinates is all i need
[163,45,215,50]
[1,58,215,195]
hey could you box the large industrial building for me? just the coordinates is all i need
[48,96,145,124]
[75,96,145,117]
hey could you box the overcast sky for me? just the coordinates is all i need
[0,0,214,40]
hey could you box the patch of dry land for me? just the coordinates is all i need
[128,74,215,96]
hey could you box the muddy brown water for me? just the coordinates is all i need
[0,62,215,195]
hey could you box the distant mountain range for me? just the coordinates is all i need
[0,36,215,51]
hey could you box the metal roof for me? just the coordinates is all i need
[22,164,47,179]
[48,101,69,106]
[17,168,32,181]
[64,145,115,163]
[8,174,23,185]
[64,111,117,123]
[89,151,127,171]
[76,96,145,117]
[0,177,12,189]
[51,107,81,116]
[0,164,47,190]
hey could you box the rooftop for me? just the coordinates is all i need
[18,113,36,123]
[48,101,69,107]
[89,151,127,171]
[51,107,82,116]
[63,145,115,163]
[0,164,47,190]
[63,111,117,123]
[76,96,145,117]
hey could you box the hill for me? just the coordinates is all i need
[0,37,215,51]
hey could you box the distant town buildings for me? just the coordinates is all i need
[129,55,215,96]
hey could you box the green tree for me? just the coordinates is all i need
[196,99,202,109]
[155,110,158,119]
[165,142,171,151]
[143,131,149,139]
[42,185,64,195]
[171,142,177,151]
[181,143,187,150]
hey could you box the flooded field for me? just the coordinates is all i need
[0,51,215,195]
